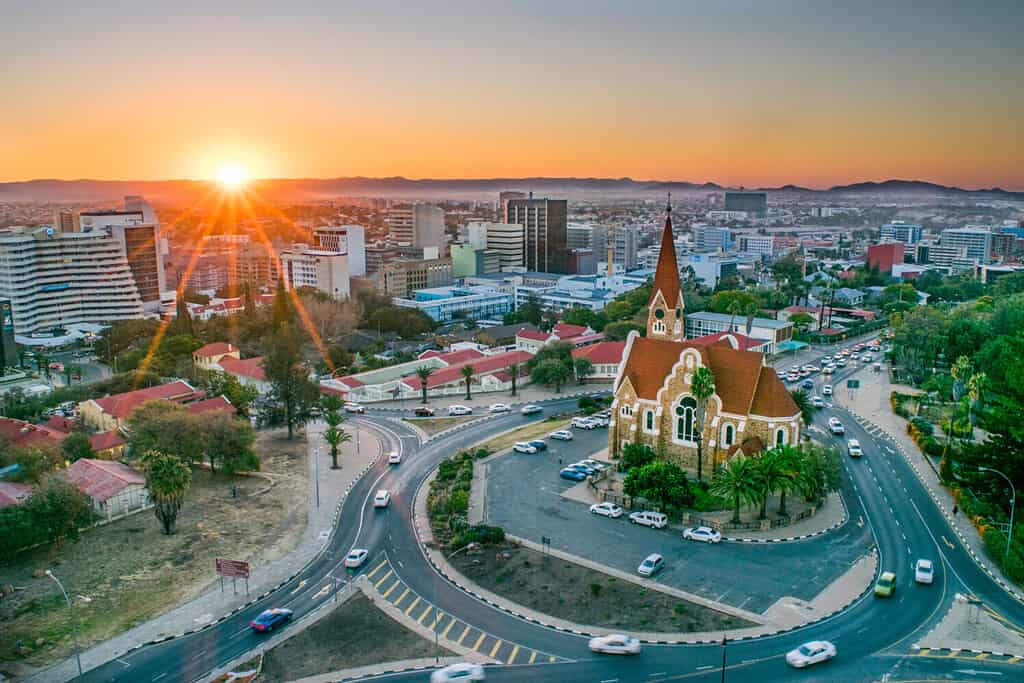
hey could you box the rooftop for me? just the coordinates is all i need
[90,380,203,419]
[58,459,146,502]
[686,311,792,329]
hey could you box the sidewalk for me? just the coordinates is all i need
[30,421,383,683]
[365,383,611,413]
[835,368,1023,601]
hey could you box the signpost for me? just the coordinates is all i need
[216,558,250,595]
[846,379,860,389]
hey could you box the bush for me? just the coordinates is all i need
[449,489,469,515]
[578,396,598,414]
[690,486,727,512]
[982,527,1024,584]
[589,583,602,597]
[452,524,505,548]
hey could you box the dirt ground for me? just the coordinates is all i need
[0,429,309,677]
[402,416,473,436]
[478,417,570,454]
[260,593,453,682]
[449,543,751,633]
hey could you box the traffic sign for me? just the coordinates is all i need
[215,558,250,579]
[847,379,860,389]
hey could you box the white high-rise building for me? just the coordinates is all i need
[466,222,524,271]
[0,226,145,335]
[941,228,993,264]
[387,204,445,251]
[314,225,366,277]
[693,225,732,252]
[281,244,350,300]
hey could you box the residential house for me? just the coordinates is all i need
[58,459,151,521]
[78,380,205,432]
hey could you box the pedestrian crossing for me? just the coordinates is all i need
[912,648,1023,666]
[361,557,564,665]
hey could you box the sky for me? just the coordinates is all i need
[2,1,1022,189]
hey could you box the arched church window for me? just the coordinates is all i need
[723,423,735,446]
[675,396,697,442]
[775,428,786,447]
[645,410,654,431]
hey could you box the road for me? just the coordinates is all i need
[79,339,1023,683]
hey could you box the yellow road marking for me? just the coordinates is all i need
[374,569,393,589]
[404,596,421,616]
[366,560,388,579]
[457,625,471,645]
[381,579,401,599]
[441,616,457,639]
[430,612,443,630]
[393,587,411,607]
[976,653,989,660]
[941,536,955,549]
[507,644,520,664]
[417,605,433,625]
[916,649,931,656]
[472,632,486,652]
[528,651,537,664]
[1008,656,1021,663]
[489,639,503,659]
[944,650,958,658]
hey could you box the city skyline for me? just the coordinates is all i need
[3,1,1022,190]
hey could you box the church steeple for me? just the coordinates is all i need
[647,196,685,340]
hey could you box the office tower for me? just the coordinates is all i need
[233,242,281,288]
[178,254,230,292]
[724,192,767,216]
[498,190,527,215]
[693,225,732,252]
[378,258,453,298]
[941,228,993,264]
[386,204,445,251]
[504,196,569,273]
[466,222,525,271]
[53,210,80,233]
[314,225,366,276]
[365,244,400,276]
[612,227,639,270]
[566,223,607,254]
[0,226,144,335]
[281,244,350,300]
[880,222,923,244]
[737,234,774,257]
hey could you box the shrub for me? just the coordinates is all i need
[691,486,727,512]
[452,524,505,548]
[589,583,602,597]
[449,489,469,514]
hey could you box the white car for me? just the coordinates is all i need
[828,417,845,434]
[915,559,934,584]
[683,526,722,543]
[549,429,574,441]
[588,633,642,655]
[786,640,836,668]
[344,548,369,568]
[430,662,485,682]
[373,490,391,508]
[448,405,473,416]
[590,415,610,427]
[847,439,862,458]
[811,396,825,408]
[387,451,402,465]
[637,553,664,576]
[589,502,623,518]
[488,403,511,413]
[513,441,538,454]
[520,404,543,415]
[629,511,668,529]
[343,402,366,414]
[822,384,833,396]
[572,417,597,429]
[822,366,834,375]
[578,458,608,471]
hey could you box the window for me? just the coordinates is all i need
[653,320,665,334]
[645,410,654,431]
[620,404,633,417]
[722,423,735,446]
[655,308,665,319]
[775,428,786,446]
[675,396,697,442]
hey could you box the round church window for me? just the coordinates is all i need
[655,309,665,319]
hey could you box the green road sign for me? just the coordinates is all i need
[847,379,860,389]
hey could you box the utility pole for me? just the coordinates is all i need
[314,446,320,508]
[720,635,727,683]
[46,570,82,680]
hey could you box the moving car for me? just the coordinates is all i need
[448,405,473,416]
[513,441,538,454]
[589,502,623,518]
[683,526,722,543]
[786,640,837,668]
[847,439,863,458]
[373,490,391,508]
[488,403,511,413]
[520,404,543,415]
[527,439,547,451]
[811,396,826,408]
[588,633,642,655]
[559,468,587,482]
[344,548,369,568]
[387,451,402,464]
[828,417,845,434]
[430,662,486,682]
[572,417,598,429]
[344,402,366,414]
[822,384,833,396]
[874,571,896,597]
[549,429,573,441]
[249,608,293,632]
[637,553,664,577]
[629,511,668,529]
[914,559,934,584]
[414,406,436,417]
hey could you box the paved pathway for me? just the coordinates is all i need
[362,383,610,413]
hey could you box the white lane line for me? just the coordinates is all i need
[228,627,250,640]
[116,659,131,668]
[695,665,714,671]
[190,649,207,661]
[153,674,167,681]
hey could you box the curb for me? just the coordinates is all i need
[723,494,849,544]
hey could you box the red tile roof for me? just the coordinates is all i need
[572,341,626,365]
[402,350,532,390]
[217,357,267,381]
[516,329,551,342]
[418,350,443,359]
[58,459,146,502]
[186,395,235,415]
[194,342,236,357]
[0,482,32,508]
[43,415,76,434]
[334,375,365,388]
[91,381,203,419]
[437,348,486,365]
[650,206,681,309]
[0,417,66,448]
[89,430,127,452]
[552,322,589,339]
[690,332,764,351]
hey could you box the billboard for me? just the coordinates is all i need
[215,558,250,579]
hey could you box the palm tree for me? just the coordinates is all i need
[772,445,802,516]
[710,456,761,525]
[742,299,760,336]
[141,450,192,535]
[321,394,349,469]
[461,364,475,400]
[965,372,987,442]
[754,448,791,520]
[726,299,744,333]
[415,365,434,404]
[506,362,519,397]
[690,366,716,483]
[950,355,972,402]
[789,389,814,425]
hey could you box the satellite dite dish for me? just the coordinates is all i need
[46,227,55,237]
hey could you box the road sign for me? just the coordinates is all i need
[215,558,250,579]
[847,379,860,389]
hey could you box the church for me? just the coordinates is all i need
[609,204,801,475]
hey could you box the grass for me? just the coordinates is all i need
[402,416,474,436]
[477,417,571,454]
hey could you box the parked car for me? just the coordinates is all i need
[801,379,814,390]
[249,608,293,632]
[373,490,391,508]
[513,441,538,454]
[828,417,845,434]
[822,384,833,396]
[577,458,608,471]
[520,404,543,415]
[847,439,863,457]
[528,439,547,452]
[559,468,587,482]
[430,662,486,682]
[344,402,366,414]
[567,462,598,475]
[637,553,664,577]
[387,451,402,464]
[344,548,369,568]
[914,559,934,584]
[588,634,642,655]
[811,396,825,408]
[629,511,668,529]
[572,417,598,430]
[874,571,896,597]
[414,406,436,417]
[488,403,511,413]
[549,430,573,441]
[786,640,837,668]
[448,405,473,416]
[683,526,722,543]
[590,415,610,427]
[589,502,623,518]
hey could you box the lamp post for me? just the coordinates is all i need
[979,466,1016,564]
[314,445,320,508]
[45,570,82,679]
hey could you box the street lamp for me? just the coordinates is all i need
[45,570,82,680]
[978,466,1016,564]
[313,446,320,508]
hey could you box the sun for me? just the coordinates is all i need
[216,164,249,190]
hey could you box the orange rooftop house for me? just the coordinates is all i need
[193,342,241,370]
[610,202,802,475]
[78,380,205,432]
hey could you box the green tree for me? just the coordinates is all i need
[23,478,96,550]
[754,448,791,520]
[574,357,594,384]
[321,394,351,469]
[710,455,761,524]
[771,445,803,516]
[204,412,258,474]
[271,277,291,330]
[602,321,642,341]
[61,432,95,462]
[788,312,815,331]
[532,358,572,393]
[242,281,257,317]
[951,355,973,402]
[0,443,63,482]
[173,295,194,336]
[794,444,842,504]
[623,461,693,511]
[461,364,475,400]
[141,450,192,535]
[620,443,655,471]
[415,365,434,403]
[127,401,206,465]
[789,388,814,425]
[263,326,320,439]
[690,366,716,483]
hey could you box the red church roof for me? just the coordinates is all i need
[650,202,682,309]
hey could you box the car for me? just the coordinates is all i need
[683,526,722,543]
[528,439,547,451]
[914,559,934,584]
[629,511,668,529]
[786,640,837,668]
[520,404,543,415]
[847,439,862,457]
[373,490,391,508]
[249,608,293,632]
[572,416,598,429]
[387,451,402,464]
[801,379,814,390]
[513,441,538,454]
[786,373,800,382]
[811,396,826,408]
[414,406,436,417]
[590,415,610,427]
[567,462,598,475]
[589,502,623,518]
[430,662,486,682]
[343,402,366,414]
[488,403,511,413]
[588,633,642,655]
[48,362,64,371]
[822,384,833,396]
[344,548,369,568]
[828,417,845,434]
[822,366,834,375]
[578,458,608,471]
[559,468,587,482]
[549,429,574,441]
[821,355,832,363]
[637,553,664,576]
[448,405,473,416]
[874,571,896,597]
[836,359,848,367]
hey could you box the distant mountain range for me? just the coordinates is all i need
[0,176,1020,203]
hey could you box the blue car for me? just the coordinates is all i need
[801,379,814,390]
[567,463,597,475]
[528,439,547,451]
[250,608,293,632]
[559,468,587,481]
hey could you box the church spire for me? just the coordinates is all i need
[646,195,685,339]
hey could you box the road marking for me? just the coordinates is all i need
[549,655,557,662]
[489,639,503,659]
[393,587,410,607]
[289,579,307,594]
[313,583,331,600]
[507,644,520,664]
[953,669,1002,676]
[417,605,433,624]
[366,560,388,580]
[600,679,619,683]
[472,632,487,652]
[942,536,956,549]
[441,615,457,639]
[457,625,471,645]
[374,569,393,589]
[1008,657,1021,663]
[381,579,401,599]
[116,659,131,668]
[153,674,167,681]
[430,611,443,630]
[528,651,537,664]
[404,595,421,616]
[696,665,714,670]
[916,649,930,656]
[977,653,990,660]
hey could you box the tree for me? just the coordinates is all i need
[141,450,192,535]
[195,369,259,416]
[461,364,475,400]
[754,448,791,520]
[0,443,63,482]
[61,432,95,462]
[623,461,693,511]
[321,394,351,469]
[271,277,291,330]
[771,445,803,516]
[173,295,194,336]
[22,479,96,550]
[710,455,761,524]
[690,366,716,483]
[127,401,206,465]
[574,357,594,384]
[242,281,257,317]
[204,413,258,474]
[415,365,434,403]
[951,355,973,402]
[794,444,842,504]
[788,312,815,331]
[532,358,572,393]
[620,443,655,471]
[789,388,815,425]
[506,362,520,397]
[602,321,642,341]
[263,326,320,438]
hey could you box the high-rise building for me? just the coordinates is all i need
[504,196,568,273]
[941,228,992,264]
[378,258,453,298]
[466,222,525,271]
[314,225,366,276]
[724,192,767,216]
[737,234,774,257]
[609,227,639,270]
[866,243,904,274]
[498,190,527,215]
[566,223,607,252]
[693,225,732,252]
[880,222,923,244]
[233,243,281,288]
[386,204,445,251]
[281,244,350,300]
[0,226,145,335]
[53,210,80,233]
[365,244,400,276]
